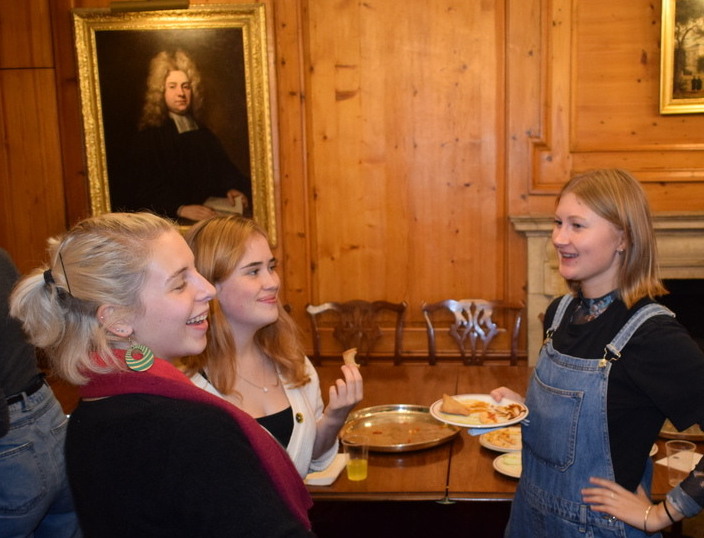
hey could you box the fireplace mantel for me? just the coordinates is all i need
[511,212,704,364]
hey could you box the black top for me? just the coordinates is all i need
[257,406,294,448]
[0,248,40,397]
[544,296,704,490]
[66,394,314,537]
[0,248,40,435]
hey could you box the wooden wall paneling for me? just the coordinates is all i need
[506,0,550,212]
[505,0,541,312]
[407,0,506,311]
[49,0,98,227]
[505,0,550,352]
[0,70,66,272]
[357,2,410,306]
[304,2,506,292]
[270,1,314,329]
[0,0,53,68]
[573,1,663,150]
[305,0,413,355]
[524,0,704,209]
[301,0,512,356]
[304,0,369,300]
[404,0,504,305]
[572,0,704,208]
[525,0,574,194]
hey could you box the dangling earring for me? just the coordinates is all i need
[124,340,155,372]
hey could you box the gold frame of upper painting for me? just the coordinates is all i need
[72,4,278,244]
[659,0,704,115]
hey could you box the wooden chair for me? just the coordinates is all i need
[421,299,524,365]
[305,300,408,365]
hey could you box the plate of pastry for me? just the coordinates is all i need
[430,393,528,428]
[479,426,522,452]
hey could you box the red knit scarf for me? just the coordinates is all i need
[79,353,312,529]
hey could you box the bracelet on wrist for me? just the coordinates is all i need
[663,499,677,525]
[643,504,653,534]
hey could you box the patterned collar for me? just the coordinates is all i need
[572,290,619,324]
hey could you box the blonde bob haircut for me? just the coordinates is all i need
[182,215,309,396]
[9,212,176,385]
[556,168,666,308]
[138,49,204,130]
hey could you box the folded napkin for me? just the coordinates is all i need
[304,454,349,486]
[467,427,503,436]
[655,452,703,472]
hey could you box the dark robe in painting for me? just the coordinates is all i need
[116,117,250,220]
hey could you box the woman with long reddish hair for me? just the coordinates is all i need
[182,215,363,477]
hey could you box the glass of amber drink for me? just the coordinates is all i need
[342,436,369,481]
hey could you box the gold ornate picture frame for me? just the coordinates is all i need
[660,0,704,114]
[72,5,277,243]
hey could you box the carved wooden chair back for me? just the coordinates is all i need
[421,299,523,365]
[306,300,408,365]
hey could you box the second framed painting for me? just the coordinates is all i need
[660,0,704,114]
[73,4,277,243]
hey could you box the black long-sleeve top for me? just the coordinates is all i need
[66,394,314,537]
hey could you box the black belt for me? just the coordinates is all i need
[6,375,46,405]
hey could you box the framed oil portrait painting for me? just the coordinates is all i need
[660,0,704,114]
[72,4,277,243]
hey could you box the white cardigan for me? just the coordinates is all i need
[189,357,338,478]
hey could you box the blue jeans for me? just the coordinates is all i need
[0,383,81,538]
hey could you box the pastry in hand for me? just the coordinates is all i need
[342,347,359,367]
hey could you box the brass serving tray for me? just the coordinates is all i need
[340,404,461,453]
[659,419,704,441]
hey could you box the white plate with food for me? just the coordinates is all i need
[429,393,528,428]
[479,426,522,452]
[493,452,522,478]
[340,404,461,453]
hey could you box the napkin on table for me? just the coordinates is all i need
[467,427,503,436]
[655,452,703,472]
[304,453,349,486]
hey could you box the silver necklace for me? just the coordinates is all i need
[238,372,280,393]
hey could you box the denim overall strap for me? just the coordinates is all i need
[602,304,674,363]
[547,294,574,334]
[506,299,671,538]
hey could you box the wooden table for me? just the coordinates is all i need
[309,363,532,502]
[447,365,530,501]
[312,363,693,504]
[308,363,462,501]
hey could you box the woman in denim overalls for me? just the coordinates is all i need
[496,169,704,537]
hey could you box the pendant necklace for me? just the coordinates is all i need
[238,366,280,393]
